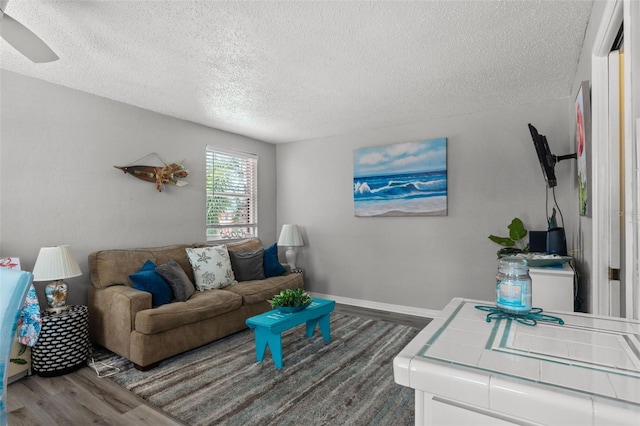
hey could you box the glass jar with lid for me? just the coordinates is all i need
[496,258,532,314]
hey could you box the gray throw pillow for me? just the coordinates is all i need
[229,249,266,282]
[156,259,196,301]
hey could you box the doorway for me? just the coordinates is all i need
[591,0,639,319]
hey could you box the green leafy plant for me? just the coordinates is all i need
[488,217,529,257]
[269,288,312,308]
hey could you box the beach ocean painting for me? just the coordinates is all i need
[353,138,447,217]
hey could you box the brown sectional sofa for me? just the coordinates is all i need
[87,238,303,369]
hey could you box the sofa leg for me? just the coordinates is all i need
[134,361,159,371]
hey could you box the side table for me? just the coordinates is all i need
[32,305,90,377]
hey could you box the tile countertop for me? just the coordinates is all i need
[394,297,640,425]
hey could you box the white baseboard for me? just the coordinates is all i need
[309,292,439,319]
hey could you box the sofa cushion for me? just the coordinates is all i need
[186,245,237,290]
[90,249,156,289]
[226,238,263,253]
[134,289,243,334]
[89,244,205,289]
[156,259,196,302]
[263,243,286,277]
[152,244,205,284]
[129,260,173,307]
[229,249,265,282]
[225,273,304,305]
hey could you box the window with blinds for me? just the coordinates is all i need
[206,146,258,241]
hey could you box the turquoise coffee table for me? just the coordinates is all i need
[246,298,335,369]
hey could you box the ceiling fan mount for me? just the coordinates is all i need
[0,0,58,63]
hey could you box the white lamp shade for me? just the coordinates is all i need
[277,224,304,247]
[32,245,82,281]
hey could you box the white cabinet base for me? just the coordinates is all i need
[529,263,574,312]
[418,391,525,426]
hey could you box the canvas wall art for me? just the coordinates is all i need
[0,257,21,270]
[576,80,591,217]
[353,138,447,217]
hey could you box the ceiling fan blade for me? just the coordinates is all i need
[0,11,58,63]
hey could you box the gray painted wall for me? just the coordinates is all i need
[274,1,612,315]
[0,70,278,306]
[276,99,574,312]
[5,2,604,314]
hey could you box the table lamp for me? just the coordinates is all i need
[32,245,82,313]
[277,224,304,270]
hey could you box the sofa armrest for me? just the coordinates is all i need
[88,285,152,359]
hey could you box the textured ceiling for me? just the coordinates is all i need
[0,1,593,144]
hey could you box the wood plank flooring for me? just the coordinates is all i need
[335,304,431,328]
[6,304,432,426]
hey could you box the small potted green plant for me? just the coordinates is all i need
[488,217,529,257]
[269,288,312,313]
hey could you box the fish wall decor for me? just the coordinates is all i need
[115,153,189,192]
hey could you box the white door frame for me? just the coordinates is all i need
[591,0,640,318]
[625,0,640,319]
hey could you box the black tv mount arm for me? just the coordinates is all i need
[553,153,577,163]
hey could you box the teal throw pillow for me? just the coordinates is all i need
[263,243,286,278]
[129,259,174,307]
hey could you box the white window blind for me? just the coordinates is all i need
[206,146,258,241]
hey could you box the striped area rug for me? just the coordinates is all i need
[93,313,418,425]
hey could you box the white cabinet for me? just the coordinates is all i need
[529,263,574,312]
[394,298,640,426]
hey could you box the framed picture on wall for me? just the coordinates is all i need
[353,138,447,217]
[0,257,21,270]
[576,80,591,217]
